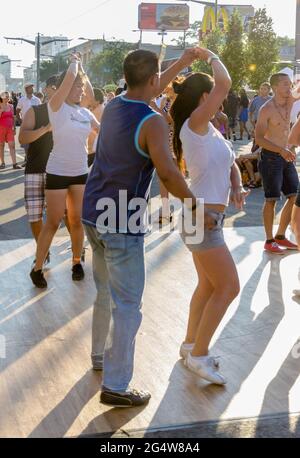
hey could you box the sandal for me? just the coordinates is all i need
[0,163,5,170]
[158,214,173,225]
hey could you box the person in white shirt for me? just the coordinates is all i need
[16,83,41,165]
[30,54,99,289]
[170,48,249,386]
[16,83,41,122]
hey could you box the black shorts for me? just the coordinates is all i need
[258,149,299,201]
[45,173,88,190]
[88,153,96,168]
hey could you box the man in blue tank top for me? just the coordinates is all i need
[82,48,210,407]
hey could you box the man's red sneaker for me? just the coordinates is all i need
[274,238,298,251]
[264,241,285,255]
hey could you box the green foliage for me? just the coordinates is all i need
[221,10,246,91]
[172,21,202,48]
[103,83,118,93]
[277,36,295,48]
[192,28,224,74]
[246,8,279,90]
[40,56,68,82]
[88,40,135,86]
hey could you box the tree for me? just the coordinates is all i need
[88,40,135,86]
[40,56,68,82]
[192,28,224,74]
[172,21,202,48]
[221,10,246,91]
[246,8,279,90]
[277,36,295,48]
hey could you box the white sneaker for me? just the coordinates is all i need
[180,343,220,368]
[185,353,226,385]
[179,342,194,360]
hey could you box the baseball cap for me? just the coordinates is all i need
[24,82,34,89]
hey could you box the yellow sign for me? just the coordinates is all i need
[202,7,229,33]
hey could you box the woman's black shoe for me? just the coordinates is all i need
[72,263,85,281]
[30,269,47,288]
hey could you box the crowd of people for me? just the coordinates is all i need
[2,44,300,408]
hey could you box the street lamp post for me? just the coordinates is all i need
[132,30,143,49]
[158,30,168,45]
[4,34,69,91]
[1,60,21,65]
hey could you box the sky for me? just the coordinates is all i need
[0,0,297,78]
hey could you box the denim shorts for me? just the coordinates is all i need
[180,210,226,253]
[258,149,299,201]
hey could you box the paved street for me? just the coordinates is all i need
[1,134,300,439]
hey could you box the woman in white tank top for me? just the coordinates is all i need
[30,54,99,289]
[170,48,249,385]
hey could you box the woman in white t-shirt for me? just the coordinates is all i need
[170,48,249,386]
[30,54,99,288]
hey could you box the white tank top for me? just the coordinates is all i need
[180,119,235,206]
[47,102,95,177]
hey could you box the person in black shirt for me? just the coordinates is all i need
[19,76,57,252]
[223,89,239,141]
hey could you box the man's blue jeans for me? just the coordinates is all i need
[84,224,145,393]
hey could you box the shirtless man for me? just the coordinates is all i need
[256,73,299,254]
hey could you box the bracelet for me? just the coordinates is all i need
[207,55,220,65]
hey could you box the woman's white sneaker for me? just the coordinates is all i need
[180,343,220,368]
[179,342,194,360]
[185,353,226,385]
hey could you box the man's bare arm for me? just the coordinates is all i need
[19,108,51,145]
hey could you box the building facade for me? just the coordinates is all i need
[39,35,69,59]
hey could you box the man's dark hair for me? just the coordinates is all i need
[45,75,58,88]
[93,88,104,104]
[123,50,159,89]
[270,73,290,87]
[115,87,123,96]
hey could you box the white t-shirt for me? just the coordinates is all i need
[17,95,41,118]
[291,100,300,125]
[180,120,235,206]
[47,102,96,177]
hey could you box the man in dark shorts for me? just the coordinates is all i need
[256,73,299,254]
[19,76,57,251]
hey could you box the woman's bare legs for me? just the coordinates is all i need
[188,245,240,357]
[34,189,67,270]
[66,185,85,264]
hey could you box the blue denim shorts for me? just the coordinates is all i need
[258,149,299,201]
[180,210,226,253]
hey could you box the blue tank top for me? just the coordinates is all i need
[82,96,159,235]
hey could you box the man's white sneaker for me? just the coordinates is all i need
[185,353,226,385]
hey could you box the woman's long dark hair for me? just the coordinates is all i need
[170,73,214,170]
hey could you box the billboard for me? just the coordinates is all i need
[202,4,255,34]
[138,3,190,31]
